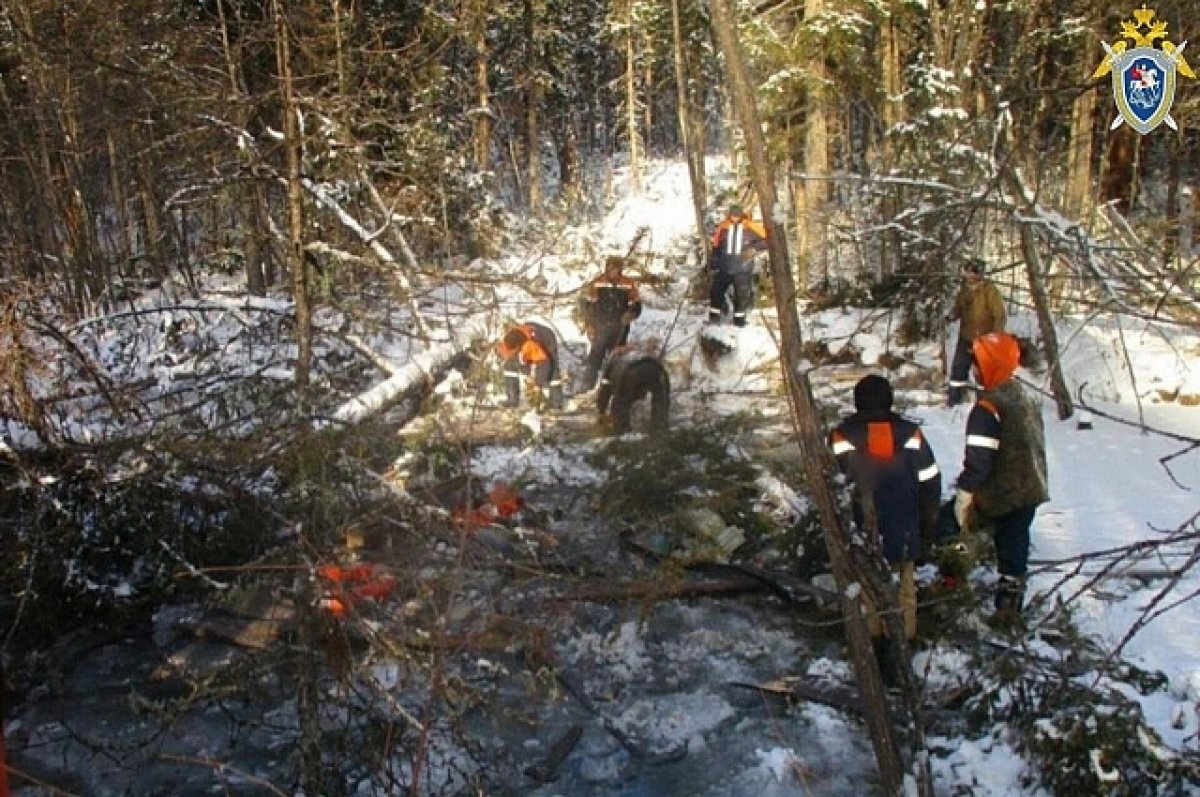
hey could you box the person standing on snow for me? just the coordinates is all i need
[952,331,1048,628]
[596,345,670,435]
[946,259,1006,406]
[708,204,768,327]
[494,321,564,410]
[577,255,642,392]
[829,374,941,685]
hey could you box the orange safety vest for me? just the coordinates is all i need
[495,324,550,365]
[710,216,767,250]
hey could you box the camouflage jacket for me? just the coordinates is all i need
[958,380,1049,517]
[950,280,1006,341]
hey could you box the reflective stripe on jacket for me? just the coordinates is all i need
[710,217,768,275]
[958,380,1049,517]
[829,411,941,564]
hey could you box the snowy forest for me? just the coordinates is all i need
[1,1,1199,795]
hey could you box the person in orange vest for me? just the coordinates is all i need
[577,256,642,392]
[708,204,767,327]
[829,375,941,685]
[495,321,564,410]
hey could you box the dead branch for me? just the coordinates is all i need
[523,724,583,783]
[549,573,767,604]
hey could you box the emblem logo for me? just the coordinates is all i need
[1093,7,1195,134]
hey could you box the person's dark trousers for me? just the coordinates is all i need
[532,360,564,409]
[579,319,627,392]
[730,273,754,327]
[528,324,564,409]
[992,504,1036,580]
[948,336,974,405]
[708,271,734,322]
[502,354,522,407]
[991,504,1037,618]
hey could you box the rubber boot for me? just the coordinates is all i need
[991,576,1026,631]
[503,374,521,408]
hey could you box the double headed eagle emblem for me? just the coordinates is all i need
[1093,6,1195,134]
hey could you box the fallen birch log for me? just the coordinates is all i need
[324,318,491,426]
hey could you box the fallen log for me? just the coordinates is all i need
[524,724,583,783]
[727,676,870,715]
[549,573,766,604]
[620,533,839,609]
[323,317,490,426]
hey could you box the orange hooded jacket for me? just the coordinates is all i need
[495,324,551,365]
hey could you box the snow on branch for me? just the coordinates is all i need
[301,177,431,338]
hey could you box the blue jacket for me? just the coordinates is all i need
[830,410,941,563]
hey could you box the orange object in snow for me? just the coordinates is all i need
[453,483,524,533]
[318,563,374,584]
[317,563,396,617]
[319,596,349,618]
[488,484,524,518]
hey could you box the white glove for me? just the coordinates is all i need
[954,489,974,530]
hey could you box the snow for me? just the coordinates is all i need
[8,156,1200,796]
[541,157,1200,792]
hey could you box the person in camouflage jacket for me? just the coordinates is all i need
[946,259,1006,406]
[953,331,1049,625]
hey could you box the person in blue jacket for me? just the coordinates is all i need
[830,374,941,684]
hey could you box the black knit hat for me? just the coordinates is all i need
[853,374,893,413]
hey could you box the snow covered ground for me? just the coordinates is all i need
[6,157,1199,796]
[474,157,1200,793]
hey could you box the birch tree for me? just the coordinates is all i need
[670,0,709,260]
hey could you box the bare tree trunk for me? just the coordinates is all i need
[524,0,542,209]
[642,27,653,157]
[274,0,313,389]
[795,0,829,290]
[217,0,269,296]
[553,107,582,204]
[1001,162,1074,420]
[1101,124,1139,215]
[292,573,325,797]
[468,0,492,173]
[706,2,925,794]
[1064,43,1097,223]
[243,184,269,296]
[670,0,709,263]
[135,159,169,283]
[1164,131,1182,267]
[106,131,134,285]
[622,0,643,194]
[331,0,349,103]
[878,4,905,277]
